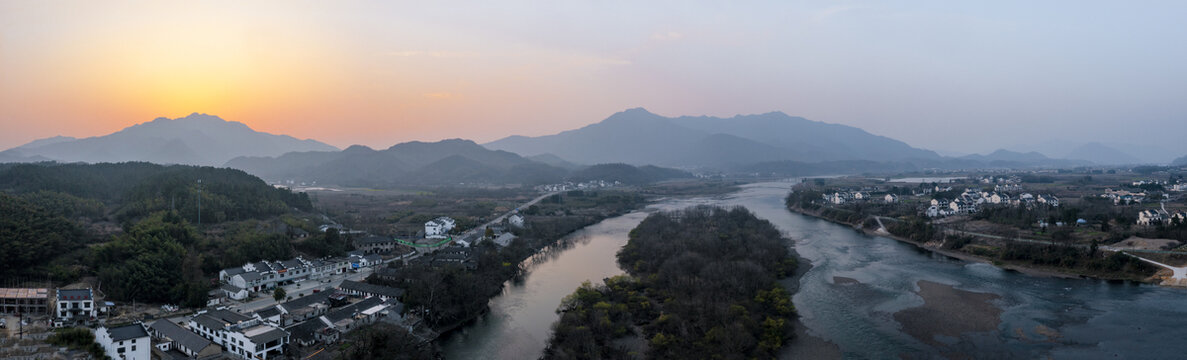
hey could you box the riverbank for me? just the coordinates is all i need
[785,204,1151,283]
[779,247,842,360]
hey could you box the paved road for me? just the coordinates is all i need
[1126,254,1187,286]
[463,191,559,245]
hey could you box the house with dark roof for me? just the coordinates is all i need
[278,291,333,326]
[355,235,398,254]
[187,309,288,360]
[337,280,405,301]
[56,288,95,320]
[95,323,151,360]
[148,319,221,358]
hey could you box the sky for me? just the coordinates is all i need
[2,1,1185,156]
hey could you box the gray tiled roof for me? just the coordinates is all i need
[256,306,281,318]
[324,297,384,323]
[280,259,304,269]
[246,327,288,344]
[238,271,263,282]
[150,320,214,353]
[338,280,404,299]
[57,288,91,301]
[107,323,149,341]
[281,290,331,310]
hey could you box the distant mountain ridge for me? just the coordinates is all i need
[0,113,337,166]
[225,138,684,187]
[484,108,941,168]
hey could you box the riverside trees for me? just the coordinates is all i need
[544,206,798,359]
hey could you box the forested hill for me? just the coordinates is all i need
[0,162,312,223]
[0,162,329,307]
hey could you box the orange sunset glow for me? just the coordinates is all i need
[3,1,1186,154]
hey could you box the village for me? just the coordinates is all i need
[788,167,1187,285]
[0,206,527,360]
[818,173,1187,228]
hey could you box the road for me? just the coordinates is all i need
[462,191,559,245]
[1126,254,1187,286]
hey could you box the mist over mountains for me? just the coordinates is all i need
[0,113,337,166]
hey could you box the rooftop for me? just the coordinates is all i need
[338,280,405,299]
[0,288,49,299]
[57,288,92,301]
[150,320,214,353]
[243,325,287,344]
[106,323,149,341]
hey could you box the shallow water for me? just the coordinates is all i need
[443,181,1187,359]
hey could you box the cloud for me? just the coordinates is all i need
[650,31,684,41]
[423,92,454,99]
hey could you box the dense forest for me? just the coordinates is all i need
[0,162,312,223]
[544,206,798,359]
[0,162,325,306]
[0,193,86,279]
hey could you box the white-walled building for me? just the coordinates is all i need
[56,288,95,320]
[189,309,288,360]
[95,323,151,360]
[425,217,456,237]
[508,214,525,228]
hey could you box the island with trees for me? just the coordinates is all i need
[542,206,798,359]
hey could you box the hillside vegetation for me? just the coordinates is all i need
[0,162,326,307]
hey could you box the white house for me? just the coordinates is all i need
[425,217,456,237]
[189,309,288,360]
[989,193,1011,205]
[508,214,525,228]
[95,323,151,360]
[884,194,898,203]
[950,199,978,214]
[1037,194,1059,207]
[1137,210,1166,226]
[56,288,95,320]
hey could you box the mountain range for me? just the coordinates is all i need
[484,108,941,168]
[0,113,337,166]
[226,139,680,187]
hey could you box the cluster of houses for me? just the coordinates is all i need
[535,180,618,193]
[926,188,1059,218]
[1102,189,1148,205]
[80,276,408,360]
[1136,207,1187,226]
[217,252,390,301]
[1131,179,1187,192]
[823,191,899,205]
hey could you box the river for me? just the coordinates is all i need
[443,181,1187,359]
